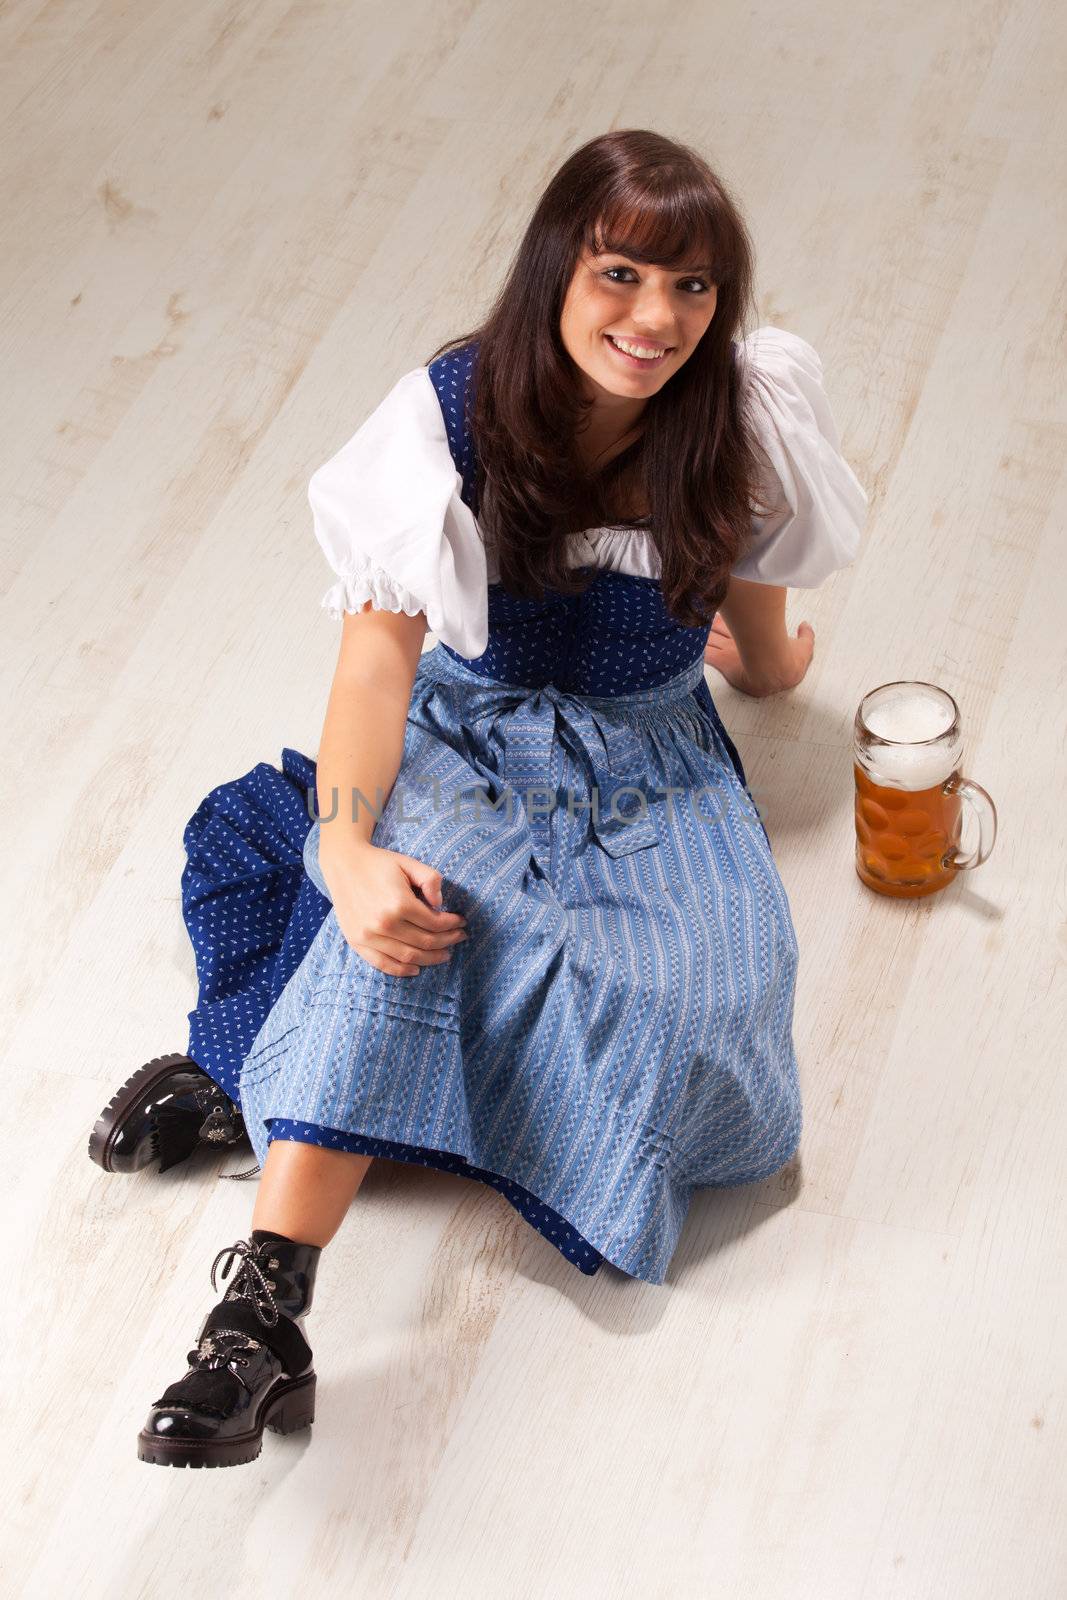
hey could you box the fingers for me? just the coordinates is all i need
[387,885,467,934]
[350,911,470,973]
[388,857,463,934]
[401,861,462,918]
[353,944,421,977]
[353,924,468,977]
[326,847,471,977]
[376,928,466,967]
[392,860,467,929]
[385,919,470,955]
[402,897,468,931]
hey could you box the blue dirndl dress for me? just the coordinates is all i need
[180,344,803,1286]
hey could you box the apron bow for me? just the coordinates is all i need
[491,681,659,872]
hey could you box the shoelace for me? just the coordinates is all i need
[219,1160,262,1181]
[208,1087,259,1179]
[209,1238,281,1327]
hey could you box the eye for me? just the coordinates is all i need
[602,266,711,294]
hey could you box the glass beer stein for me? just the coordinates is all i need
[854,681,997,898]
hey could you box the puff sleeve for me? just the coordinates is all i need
[308,367,489,657]
[731,325,868,587]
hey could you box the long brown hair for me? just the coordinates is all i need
[426,128,779,628]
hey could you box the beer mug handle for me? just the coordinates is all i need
[942,774,997,870]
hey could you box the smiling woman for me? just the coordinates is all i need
[427,144,780,622]
[565,242,718,471]
[97,127,867,1473]
[572,245,718,374]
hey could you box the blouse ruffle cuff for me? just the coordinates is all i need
[319,555,431,625]
[308,366,489,658]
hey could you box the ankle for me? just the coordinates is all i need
[213,1232,323,1322]
[250,1226,316,1248]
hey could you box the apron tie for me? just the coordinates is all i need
[412,649,709,878]
[490,682,659,873]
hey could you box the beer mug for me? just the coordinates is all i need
[854,681,997,898]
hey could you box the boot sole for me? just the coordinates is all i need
[136,1371,317,1468]
[88,1052,205,1173]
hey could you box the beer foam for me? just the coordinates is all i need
[858,684,960,791]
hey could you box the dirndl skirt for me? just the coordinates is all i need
[226,643,802,1285]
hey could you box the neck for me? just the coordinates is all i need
[576,415,645,472]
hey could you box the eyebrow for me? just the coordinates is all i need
[598,252,713,274]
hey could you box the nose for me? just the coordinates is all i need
[629,286,678,342]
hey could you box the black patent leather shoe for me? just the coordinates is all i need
[138,1229,321,1469]
[88,1051,250,1174]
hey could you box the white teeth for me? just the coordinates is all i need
[609,335,668,360]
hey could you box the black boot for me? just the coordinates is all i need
[88,1052,250,1174]
[137,1229,321,1468]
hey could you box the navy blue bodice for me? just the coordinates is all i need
[425,342,748,790]
[426,341,713,697]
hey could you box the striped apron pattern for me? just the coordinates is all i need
[236,640,802,1285]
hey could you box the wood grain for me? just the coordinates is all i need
[2,2,1063,1596]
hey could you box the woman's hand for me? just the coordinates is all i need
[703,614,815,698]
[320,837,469,978]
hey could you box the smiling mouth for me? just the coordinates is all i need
[605,334,674,366]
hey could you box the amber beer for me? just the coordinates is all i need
[854,681,997,898]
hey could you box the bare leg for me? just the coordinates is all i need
[251,1138,373,1248]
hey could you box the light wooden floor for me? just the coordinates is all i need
[4,1,1064,1596]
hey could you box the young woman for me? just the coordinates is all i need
[118,128,866,1468]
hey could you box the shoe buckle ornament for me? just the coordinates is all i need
[197,1097,242,1145]
[189,1329,263,1371]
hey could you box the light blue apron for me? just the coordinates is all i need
[187,340,802,1285]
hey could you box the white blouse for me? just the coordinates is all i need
[308,325,869,659]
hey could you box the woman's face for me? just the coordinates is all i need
[559,244,718,417]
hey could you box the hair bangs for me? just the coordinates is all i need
[589,188,729,282]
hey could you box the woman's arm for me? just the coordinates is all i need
[314,603,469,977]
[316,601,429,862]
[704,575,814,697]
